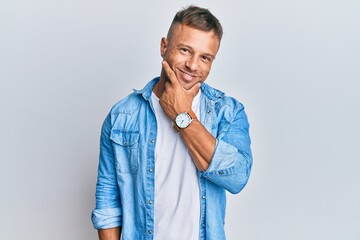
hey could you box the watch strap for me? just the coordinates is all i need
[187,110,197,120]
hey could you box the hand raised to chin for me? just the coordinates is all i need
[159,61,201,120]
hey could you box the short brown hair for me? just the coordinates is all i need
[167,5,223,41]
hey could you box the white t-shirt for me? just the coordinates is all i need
[151,91,201,240]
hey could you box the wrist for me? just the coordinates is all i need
[173,110,197,131]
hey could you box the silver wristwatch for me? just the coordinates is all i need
[174,110,197,131]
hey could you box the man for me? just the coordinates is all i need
[92,5,252,240]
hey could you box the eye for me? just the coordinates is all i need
[179,47,191,54]
[202,55,213,63]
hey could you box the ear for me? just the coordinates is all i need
[160,37,168,58]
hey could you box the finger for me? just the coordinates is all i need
[164,80,171,89]
[162,61,178,85]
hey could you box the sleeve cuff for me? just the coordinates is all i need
[204,139,238,174]
[91,207,122,229]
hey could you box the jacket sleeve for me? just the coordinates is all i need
[201,104,252,194]
[91,114,122,229]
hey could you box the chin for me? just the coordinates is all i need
[181,82,198,90]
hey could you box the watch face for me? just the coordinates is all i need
[175,112,192,129]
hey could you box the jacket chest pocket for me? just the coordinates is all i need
[110,130,139,174]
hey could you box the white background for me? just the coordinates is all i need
[0,0,359,239]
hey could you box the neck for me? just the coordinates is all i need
[152,70,167,98]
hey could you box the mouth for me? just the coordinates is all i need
[178,69,197,82]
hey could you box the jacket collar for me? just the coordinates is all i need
[133,77,160,101]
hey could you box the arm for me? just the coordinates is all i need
[159,61,252,193]
[98,227,121,240]
[201,105,252,193]
[158,61,214,171]
[92,114,123,234]
[178,118,215,171]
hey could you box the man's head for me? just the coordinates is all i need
[167,5,223,43]
[160,6,223,90]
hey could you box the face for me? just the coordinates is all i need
[160,24,220,90]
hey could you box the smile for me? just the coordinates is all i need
[178,69,197,81]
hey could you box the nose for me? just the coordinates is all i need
[185,56,198,72]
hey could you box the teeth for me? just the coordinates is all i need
[184,72,193,80]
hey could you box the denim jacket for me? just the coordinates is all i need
[92,77,252,240]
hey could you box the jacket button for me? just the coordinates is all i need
[147,230,152,234]
[218,170,224,175]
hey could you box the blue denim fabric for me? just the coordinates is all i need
[92,77,252,240]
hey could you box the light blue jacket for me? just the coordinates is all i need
[92,77,252,240]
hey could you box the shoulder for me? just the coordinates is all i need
[201,83,245,112]
[109,92,144,115]
[109,77,159,115]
